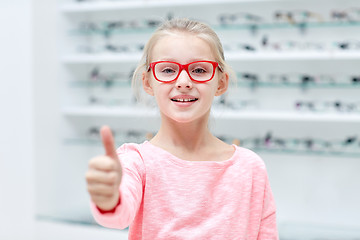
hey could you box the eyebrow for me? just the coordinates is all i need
[152,58,216,63]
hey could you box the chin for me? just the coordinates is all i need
[171,116,195,124]
[169,112,210,124]
[160,107,211,124]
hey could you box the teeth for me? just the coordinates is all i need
[172,98,197,102]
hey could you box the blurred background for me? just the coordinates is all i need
[1,0,360,239]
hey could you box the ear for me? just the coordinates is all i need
[215,72,229,96]
[142,71,154,96]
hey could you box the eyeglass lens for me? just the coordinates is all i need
[154,62,215,82]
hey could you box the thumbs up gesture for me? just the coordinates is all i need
[86,126,122,211]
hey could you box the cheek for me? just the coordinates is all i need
[197,86,217,105]
[205,81,220,96]
[152,84,171,100]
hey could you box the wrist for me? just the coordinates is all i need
[96,194,121,214]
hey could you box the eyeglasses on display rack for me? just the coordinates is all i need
[75,22,360,55]
[238,72,321,89]
[273,10,324,24]
[267,73,360,87]
[89,66,133,87]
[75,14,172,36]
[218,132,360,157]
[89,67,134,80]
[261,35,326,52]
[352,76,360,84]
[262,35,360,52]
[77,42,145,54]
[64,127,154,146]
[223,36,360,54]
[214,95,259,110]
[334,39,360,50]
[273,9,324,33]
[216,8,360,35]
[70,67,134,89]
[104,44,131,53]
[330,7,360,23]
[148,61,222,83]
[85,127,154,144]
[223,42,257,52]
[218,12,263,25]
[218,12,263,33]
[295,100,360,113]
[268,73,330,87]
[77,20,154,35]
[237,72,360,90]
[88,95,136,106]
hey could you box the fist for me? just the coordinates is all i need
[86,125,122,211]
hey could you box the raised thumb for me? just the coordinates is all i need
[100,125,118,160]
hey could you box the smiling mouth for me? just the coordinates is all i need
[171,98,198,102]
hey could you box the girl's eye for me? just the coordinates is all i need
[162,68,176,74]
[193,68,206,74]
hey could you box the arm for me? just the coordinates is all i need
[86,126,144,229]
[257,176,279,240]
[90,157,144,230]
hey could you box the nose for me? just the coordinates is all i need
[175,69,193,89]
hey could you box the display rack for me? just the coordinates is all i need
[36,0,360,238]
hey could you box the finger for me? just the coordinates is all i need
[89,156,119,171]
[86,169,118,184]
[87,183,116,197]
[90,194,119,209]
[100,125,118,160]
[90,194,113,204]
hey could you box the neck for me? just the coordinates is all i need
[151,112,215,152]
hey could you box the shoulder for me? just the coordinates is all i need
[115,142,149,168]
[115,141,153,158]
[233,145,267,172]
[116,142,142,155]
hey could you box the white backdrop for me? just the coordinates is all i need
[0,0,34,239]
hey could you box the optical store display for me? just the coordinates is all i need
[62,0,360,135]
[70,67,360,91]
[219,132,360,157]
[64,127,360,157]
[72,23,360,54]
[36,1,360,238]
[294,100,360,113]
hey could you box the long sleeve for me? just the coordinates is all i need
[257,174,279,240]
[90,144,145,230]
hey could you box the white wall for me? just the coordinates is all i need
[0,0,34,239]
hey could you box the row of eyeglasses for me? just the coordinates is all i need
[80,126,360,155]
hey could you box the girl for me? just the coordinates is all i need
[86,18,278,239]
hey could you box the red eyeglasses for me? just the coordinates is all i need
[148,60,222,83]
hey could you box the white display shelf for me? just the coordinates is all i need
[213,109,360,123]
[62,106,360,123]
[61,51,360,64]
[62,105,159,117]
[279,221,360,240]
[61,53,142,64]
[225,51,360,61]
[60,0,279,13]
[35,218,128,240]
[61,0,360,13]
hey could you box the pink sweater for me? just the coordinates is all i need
[91,141,278,240]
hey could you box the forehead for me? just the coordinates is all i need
[151,33,215,63]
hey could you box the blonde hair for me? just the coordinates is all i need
[131,18,235,102]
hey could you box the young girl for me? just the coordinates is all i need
[86,18,278,239]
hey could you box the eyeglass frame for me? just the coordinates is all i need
[147,60,223,83]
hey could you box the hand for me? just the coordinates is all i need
[86,125,122,211]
